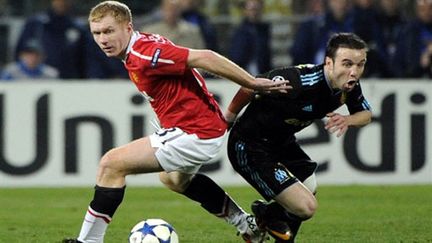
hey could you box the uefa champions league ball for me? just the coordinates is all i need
[128,218,179,243]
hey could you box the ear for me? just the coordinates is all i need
[324,56,333,73]
[325,56,332,66]
[127,22,133,32]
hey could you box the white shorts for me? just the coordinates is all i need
[149,127,226,174]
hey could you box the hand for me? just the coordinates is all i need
[324,112,349,137]
[253,77,292,94]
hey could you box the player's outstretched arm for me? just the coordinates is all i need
[187,49,291,93]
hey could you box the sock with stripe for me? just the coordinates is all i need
[77,185,125,243]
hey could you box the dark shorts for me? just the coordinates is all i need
[227,130,317,201]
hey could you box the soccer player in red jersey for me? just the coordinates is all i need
[63,1,290,243]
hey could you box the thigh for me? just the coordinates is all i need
[110,136,162,174]
[228,133,317,201]
[228,137,297,200]
[279,143,317,182]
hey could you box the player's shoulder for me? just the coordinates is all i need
[294,63,323,75]
[293,63,326,88]
[259,66,300,81]
[261,64,323,79]
[137,32,172,45]
[128,33,169,56]
[256,66,303,99]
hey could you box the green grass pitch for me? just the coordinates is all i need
[1,185,432,242]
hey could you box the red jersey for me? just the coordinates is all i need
[124,32,227,139]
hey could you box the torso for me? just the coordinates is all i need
[234,64,371,144]
[124,32,226,139]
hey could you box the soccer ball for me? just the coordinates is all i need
[129,218,179,243]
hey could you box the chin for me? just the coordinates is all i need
[105,52,117,58]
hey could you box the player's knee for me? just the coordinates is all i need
[98,149,123,176]
[297,196,317,219]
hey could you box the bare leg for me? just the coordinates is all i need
[77,136,163,243]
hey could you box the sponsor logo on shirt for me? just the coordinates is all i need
[284,119,313,127]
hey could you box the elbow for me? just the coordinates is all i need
[201,50,219,67]
[188,49,215,69]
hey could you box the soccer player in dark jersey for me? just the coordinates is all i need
[63,1,290,243]
[225,33,372,242]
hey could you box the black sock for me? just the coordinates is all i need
[182,174,227,215]
[267,202,303,239]
[89,185,126,217]
[285,212,302,236]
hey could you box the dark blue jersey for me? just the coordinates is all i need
[233,64,371,144]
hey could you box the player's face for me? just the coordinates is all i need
[326,47,367,92]
[90,15,132,59]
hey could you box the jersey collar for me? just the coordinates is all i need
[124,31,140,62]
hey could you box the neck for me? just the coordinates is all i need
[323,65,341,92]
[323,65,333,89]
[120,32,134,61]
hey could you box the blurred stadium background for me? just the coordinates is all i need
[0,0,418,69]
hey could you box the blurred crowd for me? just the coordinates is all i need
[1,0,432,80]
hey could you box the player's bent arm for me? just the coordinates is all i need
[187,49,290,92]
[346,110,372,127]
[187,49,255,86]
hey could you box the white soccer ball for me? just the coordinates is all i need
[128,218,179,243]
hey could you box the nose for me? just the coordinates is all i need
[350,67,359,79]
